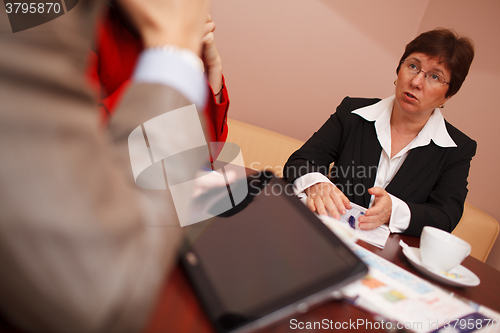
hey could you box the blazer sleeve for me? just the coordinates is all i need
[205,75,229,144]
[283,97,351,183]
[283,97,380,188]
[0,3,203,333]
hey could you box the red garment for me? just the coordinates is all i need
[87,9,229,144]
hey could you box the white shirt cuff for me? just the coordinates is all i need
[293,172,332,196]
[133,47,207,111]
[387,193,411,233]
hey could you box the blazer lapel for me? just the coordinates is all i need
[359,122,382,207]
[385,143,442,198]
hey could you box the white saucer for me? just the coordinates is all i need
[401,245,480,287]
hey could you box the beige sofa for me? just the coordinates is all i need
[218,118,303,177]
[219,118,499,262]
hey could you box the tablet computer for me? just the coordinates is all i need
[181,171,368,333]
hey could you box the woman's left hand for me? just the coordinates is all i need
[202,15,223,99]
[358,187,392,230]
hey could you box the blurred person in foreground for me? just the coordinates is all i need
[284,29,476,237]
[87,3,230,145]
[0,0,211,332]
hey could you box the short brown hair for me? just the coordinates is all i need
[396,28,474,98]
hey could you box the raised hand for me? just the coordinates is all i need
[116,0,210,56]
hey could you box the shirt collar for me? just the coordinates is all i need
[352,95,456,149]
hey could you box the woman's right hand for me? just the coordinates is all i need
[305,182,351,219]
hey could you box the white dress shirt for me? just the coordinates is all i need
[293,95,456,233]
[134,47,207,110]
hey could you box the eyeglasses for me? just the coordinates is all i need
[400,60,450,86]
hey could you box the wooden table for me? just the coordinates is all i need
[144,234,500,333]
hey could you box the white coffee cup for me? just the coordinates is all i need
[419,226,471,272]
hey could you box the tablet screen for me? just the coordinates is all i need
[182,172,367,332]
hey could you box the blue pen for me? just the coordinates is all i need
[348,215,356,229]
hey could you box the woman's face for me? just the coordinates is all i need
[394,52,451,120]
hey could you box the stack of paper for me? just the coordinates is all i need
[340,243,499,333]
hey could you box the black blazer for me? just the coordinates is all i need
[284,97,477,236]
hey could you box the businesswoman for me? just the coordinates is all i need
[284,29,476,237]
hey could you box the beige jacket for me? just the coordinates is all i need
[0,2,202,332]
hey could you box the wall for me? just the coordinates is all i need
[211,0,500,270]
